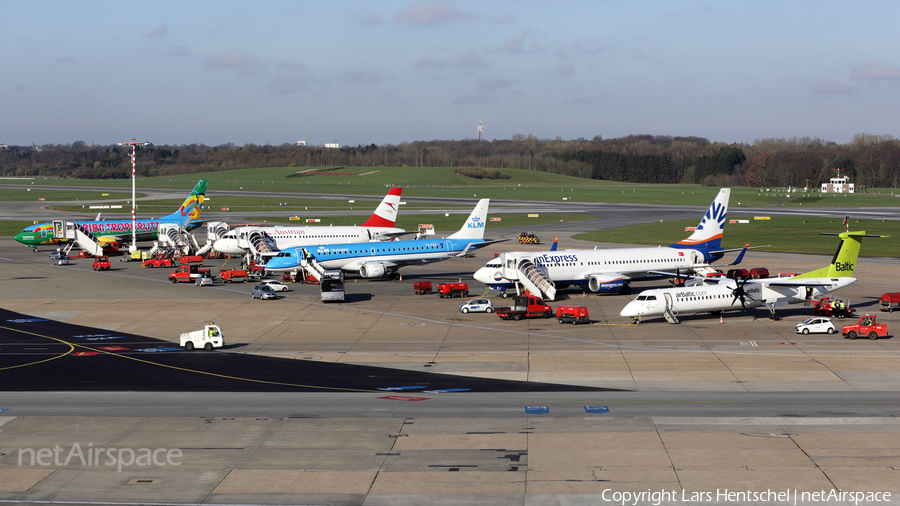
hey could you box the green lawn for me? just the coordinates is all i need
[576,216,900,257]
[0,188,139,202]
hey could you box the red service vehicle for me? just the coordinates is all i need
[92,256,111,271]
[778,272,801,278]
[179,255,204,265]
[495,295,553,321]
[143,255,175,268]
[414,281,433,295]
[748,267,769,279]
[169,265,211,283]
[811,296,854,318]
[706,270,725,278]
[220,269,248,283]
[880,293,900,312]
[726,268,750,280]
[438,282,468,298]
[556,306,589,324]
[842,314,888,340]
[247,264,267,280]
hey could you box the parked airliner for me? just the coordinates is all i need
[620,231,880,323]
[212,187,406,256]
[474,188,741,295]
[14,180,206,251]
[264,199,495,280]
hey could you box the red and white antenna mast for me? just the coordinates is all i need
[117,140,149,253]
[477,120,483,144]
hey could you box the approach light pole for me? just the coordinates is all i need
[117,140,149,254]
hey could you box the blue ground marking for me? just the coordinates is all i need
[72,334,111,338]
[378,386,426,391]
[525,406,550,414]
[421,388,471,393]
[6,318,48,323]
[0,408,8,414]
[584,405,610,413]
[85,336,125,341]
[135,347,183,352]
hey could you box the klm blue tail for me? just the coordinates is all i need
[669,188,730,260]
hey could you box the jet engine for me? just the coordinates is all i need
[359,262,387,279]
[588,275,625,293]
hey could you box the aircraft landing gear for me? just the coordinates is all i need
[765,302,782,321]
[618,284,632,295]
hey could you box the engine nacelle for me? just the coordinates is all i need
[359,262,386,279]
[588,275,624,293]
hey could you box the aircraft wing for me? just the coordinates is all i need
[754,277,845,288]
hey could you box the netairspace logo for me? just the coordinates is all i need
[18,443,182,473]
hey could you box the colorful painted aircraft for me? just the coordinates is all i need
[619,231,882,323]
[14,180,207,251]
[264,199,495,279]
[211,187,406,257]
[474,188,744,299]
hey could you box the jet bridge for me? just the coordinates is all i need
[53,220,103,257]
[498,252,557,301]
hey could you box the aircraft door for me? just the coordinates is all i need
[663,292,674,311]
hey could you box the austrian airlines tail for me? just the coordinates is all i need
[361,187,402,228]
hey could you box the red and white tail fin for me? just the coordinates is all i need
[362,187,402,228]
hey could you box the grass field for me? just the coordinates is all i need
[4,167,898,207]
[576,215,900,257]
[0,188,139,202]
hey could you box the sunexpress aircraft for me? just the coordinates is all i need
[265,199,496,279]
[14,180,207,251]
[474,188,739,297]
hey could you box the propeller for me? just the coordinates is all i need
[730,277,750,311]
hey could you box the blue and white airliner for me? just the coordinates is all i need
[264,199,496,280]
[474,188,742,296]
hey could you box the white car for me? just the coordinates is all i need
[459,299,493,314]
[260,280,289,292]
[795,317,836,334]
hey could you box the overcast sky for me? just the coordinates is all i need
[3,1,899,147]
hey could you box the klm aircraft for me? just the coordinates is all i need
[14,180,207,251]
[265,199,494,280]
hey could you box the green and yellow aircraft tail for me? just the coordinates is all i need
[794,231,885,279]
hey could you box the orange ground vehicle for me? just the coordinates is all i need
[842,314,888,340]
[556,306,589,324]
[811,296,854,318]
[220,269,248,283]
[438,282,468,298]
[880,293,900,312]
[92,256,111,271]
[414,281,433,295]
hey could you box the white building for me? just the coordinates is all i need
[821,175,855,194]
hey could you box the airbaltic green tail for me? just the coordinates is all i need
[794,231,882,279]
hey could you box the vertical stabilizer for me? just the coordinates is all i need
[794,231,880,279]
[162,180,207,226]
[671,188,730,251]
[448,199,490,240]
[362,187,403,227]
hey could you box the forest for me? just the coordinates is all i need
[2,133,899,188]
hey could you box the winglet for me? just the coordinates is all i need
[727,243,749,266]
[362,187,403,228]
[550,237,558,251]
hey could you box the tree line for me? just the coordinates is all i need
[2,133,899,188]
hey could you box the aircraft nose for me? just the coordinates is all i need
[213,239,239,254]
[473,268,489,284]
[619,302,637,317]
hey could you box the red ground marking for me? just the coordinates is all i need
[376,396,431,402]
[780,342,797,345]
[98,346,128,351]
[72,352,99,356]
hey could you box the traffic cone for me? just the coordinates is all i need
[719,314,723,324]
[582,291,586,298]
[399,275,403,281]
[354,279,357,283]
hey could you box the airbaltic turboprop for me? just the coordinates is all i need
[474,188,738,297]
[264,199,494,280]
[211,187,406,256]
[14,180,207,251]
[620,231,880,323]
